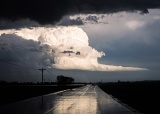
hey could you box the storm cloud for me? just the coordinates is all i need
[0,1,160,82]
[1,0,160,25]
[0,26,147,72]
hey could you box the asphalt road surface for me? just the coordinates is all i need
[0,85,138,114]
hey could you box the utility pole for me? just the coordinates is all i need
[38,68,46,86]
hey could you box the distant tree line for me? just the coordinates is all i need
[0,80,57,86]
[0,75,75,86]
[57,75,74,85]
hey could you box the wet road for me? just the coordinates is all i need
[0,85,138,114]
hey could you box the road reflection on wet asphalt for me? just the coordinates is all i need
[0,85,137,114]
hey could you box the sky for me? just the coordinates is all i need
[0,0,160,82]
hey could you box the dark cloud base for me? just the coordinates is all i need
[1,0,160,24]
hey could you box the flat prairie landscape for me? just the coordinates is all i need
[98,81,160,114]
[1,81,160,114]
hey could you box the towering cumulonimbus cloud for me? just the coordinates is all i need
[0,26,147,71]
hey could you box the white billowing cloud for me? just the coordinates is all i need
[126,20,145,30]
[0,26,147,71]
[38,27,88,47]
